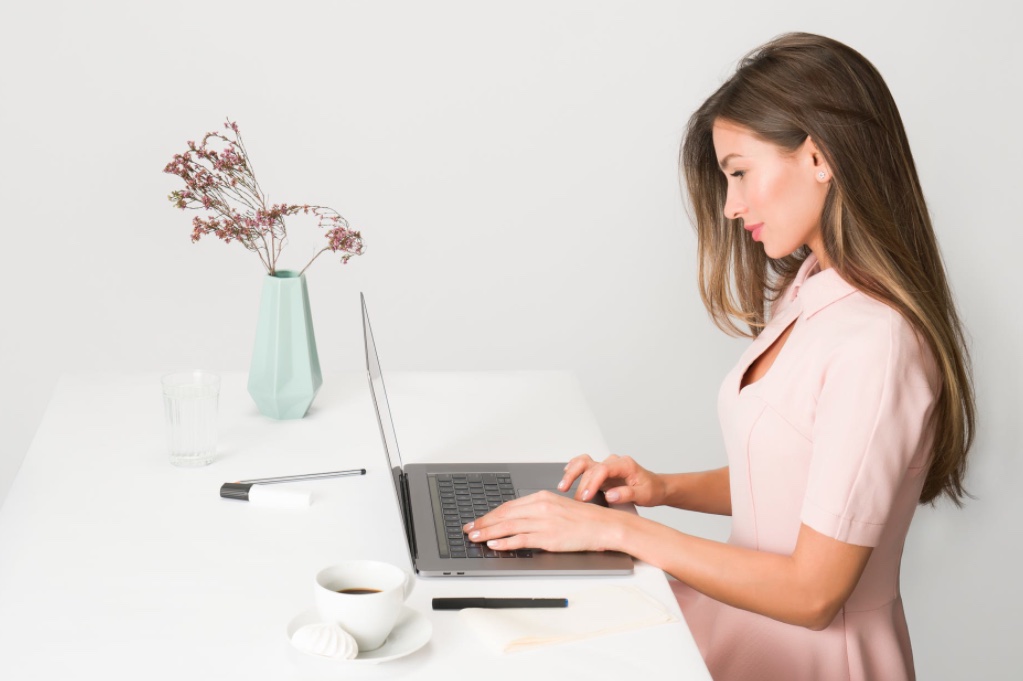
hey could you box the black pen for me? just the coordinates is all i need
[432,597,568,610]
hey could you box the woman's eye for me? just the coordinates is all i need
[730,170,746,179]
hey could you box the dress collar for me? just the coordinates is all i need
[786,253,859,319]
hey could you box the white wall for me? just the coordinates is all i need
[1,1,1018,677]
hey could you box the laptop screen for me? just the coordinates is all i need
[361,294,416,559]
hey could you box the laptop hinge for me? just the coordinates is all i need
[400,471,418,559]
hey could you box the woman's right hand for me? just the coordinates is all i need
[557,454,667,507]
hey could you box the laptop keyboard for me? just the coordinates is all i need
[432,473,533,559]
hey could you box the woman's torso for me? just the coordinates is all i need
[677,256,939,681]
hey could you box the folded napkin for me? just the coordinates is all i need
[459,585,678,654]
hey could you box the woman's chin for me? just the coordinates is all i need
[762,243,802,260]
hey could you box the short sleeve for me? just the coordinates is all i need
[800,308,939,547]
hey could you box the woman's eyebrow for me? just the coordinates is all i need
[718,153,743,170]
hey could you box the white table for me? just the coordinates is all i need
[0,371,710,679]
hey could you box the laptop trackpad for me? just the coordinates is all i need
[516,488,609,507]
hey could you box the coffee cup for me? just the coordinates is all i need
[313,561,414,652]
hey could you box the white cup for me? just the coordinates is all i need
[313,561,414,652]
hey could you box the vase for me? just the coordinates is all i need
[247,270,323,419]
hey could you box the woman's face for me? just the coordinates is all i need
[712,119,831,264]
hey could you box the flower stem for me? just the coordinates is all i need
[299,248,328,277]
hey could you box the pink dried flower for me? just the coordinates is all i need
[164,119,365,275]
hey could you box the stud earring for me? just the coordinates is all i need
[817,171,827,180]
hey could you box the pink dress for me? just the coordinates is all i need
[673,254,939,681]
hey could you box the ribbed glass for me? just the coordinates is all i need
[162,371,219,466]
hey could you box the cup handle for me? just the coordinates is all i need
[402,571,415,600]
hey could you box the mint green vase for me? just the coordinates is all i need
[247,270,322,419]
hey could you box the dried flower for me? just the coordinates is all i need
[164,119,364,276]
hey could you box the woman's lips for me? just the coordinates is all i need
[744,222,764,242]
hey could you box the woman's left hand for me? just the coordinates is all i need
[462,491,628,553]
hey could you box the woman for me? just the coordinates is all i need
[465,33,975,681]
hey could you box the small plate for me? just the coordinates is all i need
[286,606,432,666]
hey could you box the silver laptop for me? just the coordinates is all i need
[362,294,633,577]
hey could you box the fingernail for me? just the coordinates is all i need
[557,480,566,490]
[582,489,589,500]
[465,522,475,531]
[487,540,500,548]
[470,531,481,540]
[606,491,619,502]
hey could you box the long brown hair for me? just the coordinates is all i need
[681,33,975,506]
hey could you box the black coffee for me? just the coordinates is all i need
[336,588,381,595]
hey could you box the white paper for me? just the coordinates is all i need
[248,485,311,508]
[458,585,678,654]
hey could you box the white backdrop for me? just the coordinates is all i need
[1,1,1019,678]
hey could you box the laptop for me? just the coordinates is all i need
[361,293,634,577]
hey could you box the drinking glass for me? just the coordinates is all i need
[162,371,220,467]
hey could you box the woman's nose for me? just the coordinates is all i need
[723,188,745,221]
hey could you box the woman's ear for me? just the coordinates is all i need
[805,137,832,183]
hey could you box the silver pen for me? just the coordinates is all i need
[237,468,367,485]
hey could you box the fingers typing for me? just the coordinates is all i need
[558,454,594,492]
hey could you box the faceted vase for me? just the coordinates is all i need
[247,270,323,419]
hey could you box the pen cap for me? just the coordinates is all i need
[220,482,254,500]
[220,482,311,508]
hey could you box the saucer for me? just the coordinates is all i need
[286,606,432,665]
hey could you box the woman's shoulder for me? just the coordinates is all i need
[768,259,934,375]
[812,278,915,341]
[808,282,939,390]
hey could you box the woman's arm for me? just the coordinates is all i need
[659,467,731,515]
[468,493,871,631]
[619,515,871,630]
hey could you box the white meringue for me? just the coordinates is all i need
[291,622,359,660]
